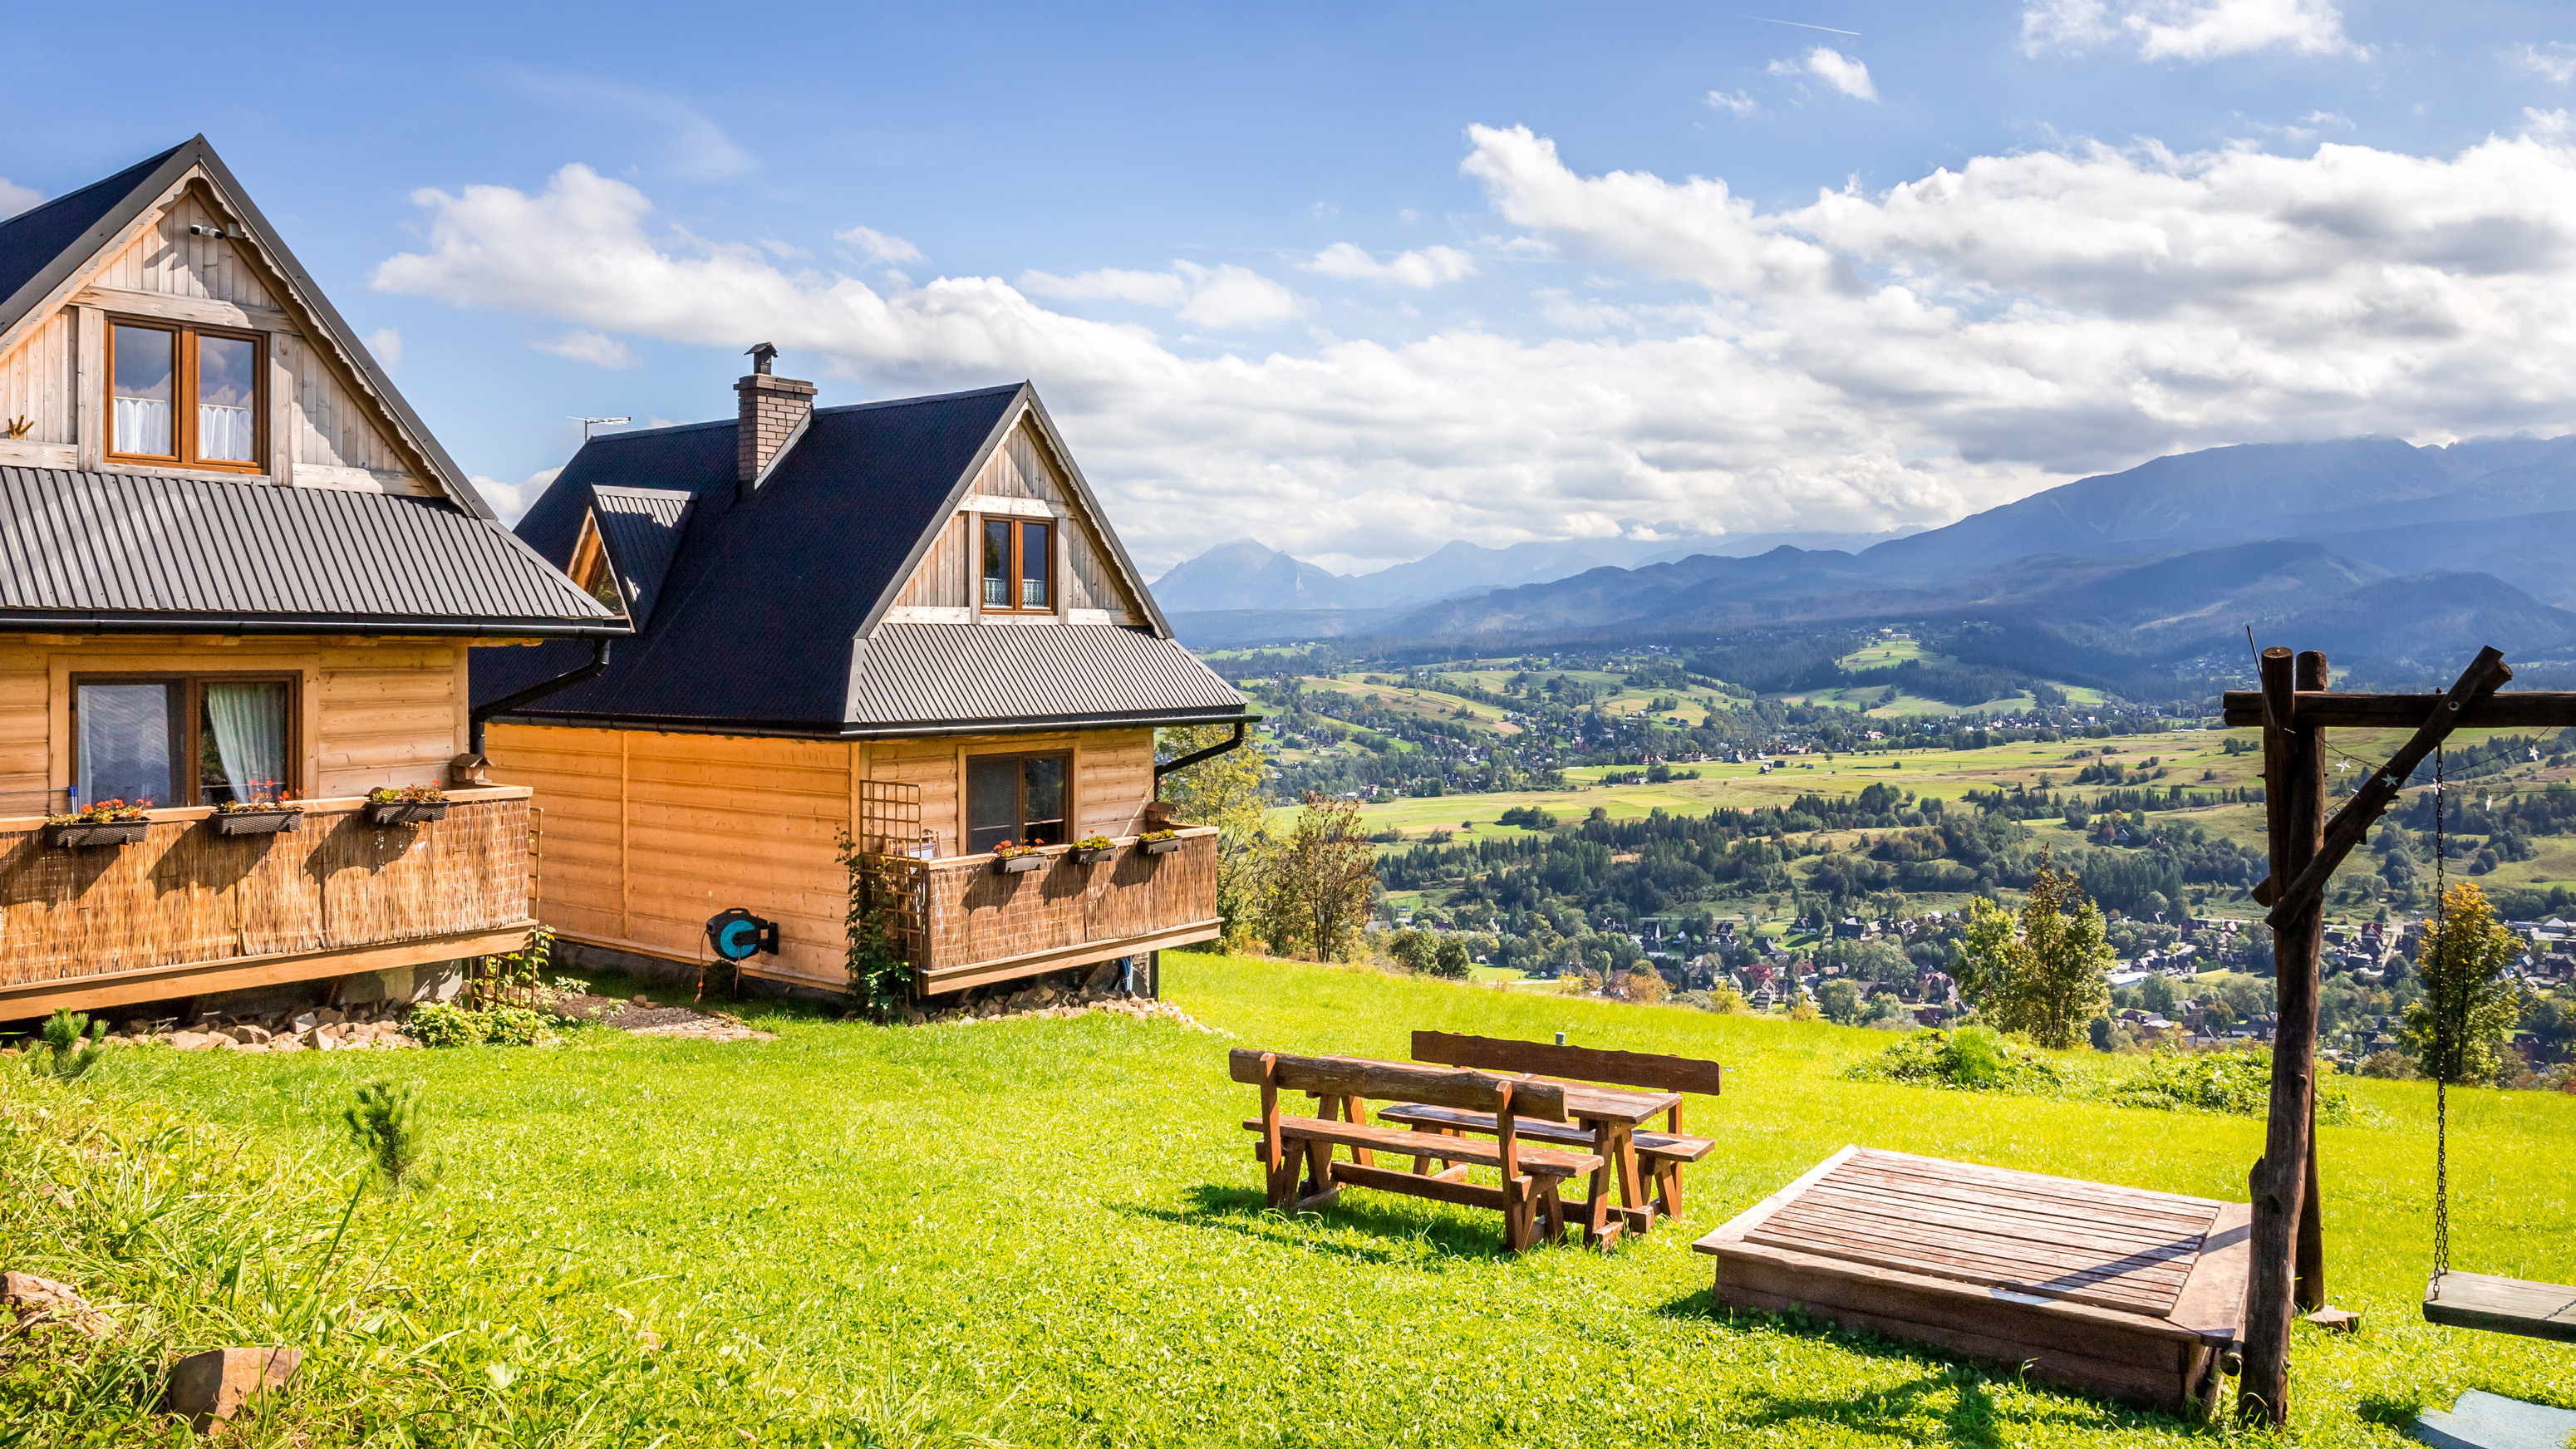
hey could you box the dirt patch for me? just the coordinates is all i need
[553,994,775,1041]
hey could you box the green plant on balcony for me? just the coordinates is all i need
[46,798,150,827]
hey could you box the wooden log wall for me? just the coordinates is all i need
[0,790,530,990]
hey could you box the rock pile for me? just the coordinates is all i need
[141,1003,418,1054]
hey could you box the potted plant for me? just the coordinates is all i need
[209,793,301,836]
[364,784,450,825]
[44,799,151,849]
[1139,828,1185,856]
[991,840,1046,875]
[1071,834,1118,865]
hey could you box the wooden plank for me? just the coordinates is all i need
[1698,1144,1862,1250]
[1708,1237,2206,1351]
[1847,1147,2227,1215]
[1240,1117,1599,1176]
[2220,689,2576,729]
[2422,1271,2576,1343]
[1227,1049,1571,1121]
[1374,1104,1715,1162]
[1413,1029,1723,1096]
[0,922,535,1016]
[2167,1202,2254,1338]
[1765,1190,2204,1284]
[1827,1160,2219,1236]
[1318,1162,1514,1215]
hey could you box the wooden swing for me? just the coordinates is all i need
[2222,644,2576,1427]
[2417,753,2576,1344]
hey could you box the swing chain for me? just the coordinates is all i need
[2431,745,2449,1294]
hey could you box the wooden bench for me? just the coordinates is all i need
[1381,1030,1722,1240]
[1230,1048,1605,1252]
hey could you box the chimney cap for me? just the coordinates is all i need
[746,342,778,375]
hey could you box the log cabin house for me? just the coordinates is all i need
[474,355,1251,999]
[0,138,622,1023]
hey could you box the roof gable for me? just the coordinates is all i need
[587,484,694,627]
[0,136,493,518]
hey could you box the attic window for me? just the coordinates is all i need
[567,512,623,614]
[981,517,1054,613]
[107,320,263,471]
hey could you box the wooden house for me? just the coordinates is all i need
[474,355,1251,998]
[0,138,622,1022]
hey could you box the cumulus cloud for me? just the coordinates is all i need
[365,327,403,375]
[835,225,923,266]
[0,177,41,219]
[1768,47,1877,101]
[377,130,2576,571]
[531,329,641,368]
[1019,259,1305,328]
[2023,0,2358,61]
[1306,242,1477,287]
[470,467,560,524]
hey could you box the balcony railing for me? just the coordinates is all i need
[868,827,1221,995]
[0,788,538,1016]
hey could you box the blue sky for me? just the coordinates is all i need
[9,1,2576,572]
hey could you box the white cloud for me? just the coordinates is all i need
[835,225,923,266]
[0,177,40,219]
[2513,42,2576,85]
[1705,90,1759,117]
[377,131,2576,572]
[1019,259,1305,328]
[1307,242,1478,287]
[531,329,641,369]
[2528,108,2576,138]
[507,71,755,179]
[470,466,559,524]
[2023,0,2358,61]
[365,327,403,374]
[1768,47,1878,101]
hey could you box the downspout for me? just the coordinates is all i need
[1152,720,1249,800]
[461,638,613,769]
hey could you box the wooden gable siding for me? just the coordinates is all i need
[484,721,1161,988]
[0,314,74,447]
[277,332,421,489]
[0,635,471,818]
[882,415,1145,623]
[91,189,278,309]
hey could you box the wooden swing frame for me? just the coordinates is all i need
[2220,643,2574,1427]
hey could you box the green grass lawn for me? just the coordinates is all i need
[7,957,2572,1447]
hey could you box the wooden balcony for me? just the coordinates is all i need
[871,827,1221,995]
[0,788,538,1019]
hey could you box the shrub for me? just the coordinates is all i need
[1429,938,1471,980]
[484,1006,548,1047]
[2108,1047,2362,1123]
[402,1002,484,1049]
[1846,1025,2072,1093]
[2358,1049,2421,1080]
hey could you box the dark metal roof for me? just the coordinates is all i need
[474,384,1246,734]
[0,467,622,635]
[588,484,693,627]
[0,137,496,521]
[843,623,1249,734]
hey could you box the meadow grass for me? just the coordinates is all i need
[4,955,2570,1447]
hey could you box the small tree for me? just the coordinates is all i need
[2404,882,2528,1086]
[1159,723,1276,950]
[1624,968,1670,1005]
[29,1009,106,1081]
[342,1079,434,1195]
[1430,938,1472,980]
[1817,979,1861,1024]
[1267,793,1379,962]
[1956,861,2112,1050]
[1388,929,1436,975]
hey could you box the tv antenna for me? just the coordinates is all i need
[573,416,631,440]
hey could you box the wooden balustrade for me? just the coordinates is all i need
[0,788,538,1017]
[867,827,1221,995]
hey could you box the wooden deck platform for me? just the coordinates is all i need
[1694,1146,2250,1416]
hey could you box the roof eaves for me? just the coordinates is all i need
[1017,387,1175,638]
[0,140,196,350]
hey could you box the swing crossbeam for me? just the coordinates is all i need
[2423,1270,2576,1343]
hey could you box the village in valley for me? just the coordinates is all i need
[2,8,2574,1449]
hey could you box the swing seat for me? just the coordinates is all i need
[2423,1270,2576,1343]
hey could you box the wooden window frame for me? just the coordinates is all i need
[963,748,1074,853]
[104,316,268,474]
[977,514,1057,615]
[68,670,302,807]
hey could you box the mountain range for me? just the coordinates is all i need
[1152,433,2576,682]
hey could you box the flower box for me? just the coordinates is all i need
[994,852,1046,875]
[45,820,148,849]
[364,802,450,826]
[1071,845,1117,865]
[1141,836,1185,856]
[211,808,300,837]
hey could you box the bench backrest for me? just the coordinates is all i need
[1227,1048,1570,1122]
[1412,1030,1723,1098]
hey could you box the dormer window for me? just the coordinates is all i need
[107,320,263,471]
[567,511,624,614]
[981,517,1054,613]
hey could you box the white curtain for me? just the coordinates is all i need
[113,396,170,455]
[204,682,287,802]
[199,404,253,462]
[76,683,173,807]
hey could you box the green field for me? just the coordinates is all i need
[9,955,2569,1447]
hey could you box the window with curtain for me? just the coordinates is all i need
[979,517,1054,613]
[71,675,294,811]
[965,753,1069,853]
[106,320,263,470]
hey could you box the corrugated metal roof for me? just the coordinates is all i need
[0,467,620,631]
[845,623,1245,731]
[589,484,693,627]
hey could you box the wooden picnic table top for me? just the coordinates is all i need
[1300,1055,1679,1126]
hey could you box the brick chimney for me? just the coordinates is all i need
[735,342,814,498]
